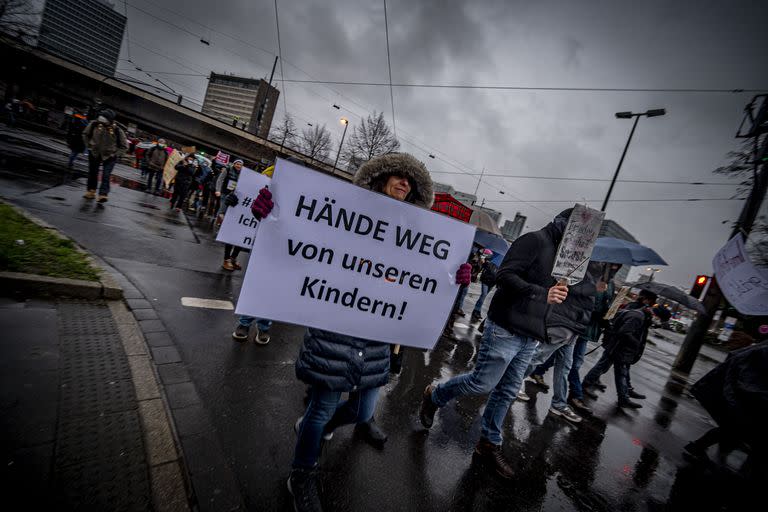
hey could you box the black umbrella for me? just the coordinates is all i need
[630,281,706,313]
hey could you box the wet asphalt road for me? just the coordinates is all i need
[1,132,761,511]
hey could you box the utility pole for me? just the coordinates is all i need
[474,167,485,197]
[673,95,768,373]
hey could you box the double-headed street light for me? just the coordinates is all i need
[332,117,349,174]
[601,108,667,211]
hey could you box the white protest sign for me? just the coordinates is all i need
[713,235,768,315]
[236,159,476,349]
[215,167,270,249]
[552,204,605,285]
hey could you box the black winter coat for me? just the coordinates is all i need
[487,220,564,342]
[546,261,599,336]
[691,342,768,452]
[602,303,651,364]
[295,328,391,391]
[174,161,197,184]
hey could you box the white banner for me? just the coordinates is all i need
[236,159,476,349]
[215,168,271,249]
[713,235,768,315]
[552,204,605,285]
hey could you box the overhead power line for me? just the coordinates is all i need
[483,197,745,204]
[427,170,737,186]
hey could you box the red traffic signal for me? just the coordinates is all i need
[690,275,710,299]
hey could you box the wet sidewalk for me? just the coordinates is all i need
[0,296,187,511]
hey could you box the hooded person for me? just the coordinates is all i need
[216,159,246,270]
[243,153,469,512]
[81,109,127,202]
[419,208,572,480]
[144,138,169,194]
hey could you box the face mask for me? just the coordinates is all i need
[97,116,108,124]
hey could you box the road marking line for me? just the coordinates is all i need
[181,297,234,310]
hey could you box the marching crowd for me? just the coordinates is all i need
[72,108,765,512]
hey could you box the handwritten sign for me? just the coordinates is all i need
[552,204,605,285]
[604,286,630,320]
[162,150,183,188]
[236,159,476,349]
[713,235,768,315]
[215,151,230,165]
[215,167,270,249]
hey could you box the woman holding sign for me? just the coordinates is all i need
[247,153,470,512]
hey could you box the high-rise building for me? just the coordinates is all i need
[501,212,527,241]
[36,0,126,76]
[202,73,279,137]
[599,219,639,284]
[474,205,503,226]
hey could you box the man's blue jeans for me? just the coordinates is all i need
[472,283,491,316]
[238,315,271,332]
[568,336,589,400]
[432,319,539,445]
[523,327,577,410]
[293,386,380,468]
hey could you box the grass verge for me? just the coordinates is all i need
[0,203,100,281]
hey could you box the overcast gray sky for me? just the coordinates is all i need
[117,0,768,288]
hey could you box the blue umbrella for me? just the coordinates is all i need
[473,230,510,266]
[591,237,667,266]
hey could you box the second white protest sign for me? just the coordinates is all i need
[236,159,476,349]
[215,167,271,249]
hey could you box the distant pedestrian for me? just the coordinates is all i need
[82,109,127,203]
[582,289,657,409]
[216,159,245,271]
[420,209,572,480]
[170,154,198,212]
[144,139,169,194]
[470,249,498,322]
[66,114,88,168]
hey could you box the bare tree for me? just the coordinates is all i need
[342,111,400,171]
[0,0,39,45]
[270,113,298,150]
[716,133,768,264]
[300,124,332,161]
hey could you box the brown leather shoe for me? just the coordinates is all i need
[474,437,514,479]
[222,259,235,271]
[419,384,438,428]
[231,260,242,270]
[83,189,96,199]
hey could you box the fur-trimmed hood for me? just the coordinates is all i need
[352,153,434,208]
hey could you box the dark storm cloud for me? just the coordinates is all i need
[121,0,768,287]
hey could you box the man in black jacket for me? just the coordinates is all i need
[518,261,603,424]
[419,209,572,479]
[582,289,657,408]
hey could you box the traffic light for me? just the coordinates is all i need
[690,275,709,299]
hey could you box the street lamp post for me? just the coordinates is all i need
[646,267,662,282]
[601,108,666,212]
[333,117,349,175]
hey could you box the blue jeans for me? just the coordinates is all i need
[472,283,491,315]
[568,336,589,400]
[432,319,539,445]
[293,386,380,468]
[87,155,116,195]
[238,315,271,332]
[523,327,577,410]
[456,284,469,311]
[68,150,82,168]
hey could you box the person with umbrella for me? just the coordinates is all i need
[582,289,657,408]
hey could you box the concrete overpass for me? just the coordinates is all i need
[0,39,352,180]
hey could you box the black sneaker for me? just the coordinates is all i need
[628,389,646,399]
[419,385,438,428]
[287,468,323,512]
[473,437,514,479]
[232,324,249,341]
[355,419,387,449]
[582,385,599,400]
[618,398,642,409]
